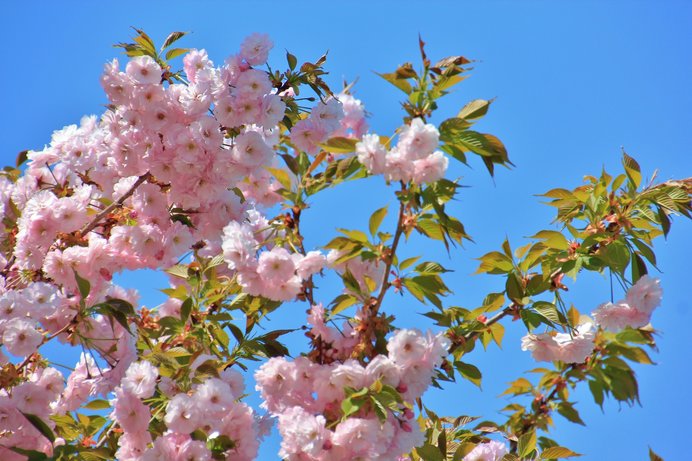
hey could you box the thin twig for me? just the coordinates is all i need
[79,172,151,236]
[372,188,407,315]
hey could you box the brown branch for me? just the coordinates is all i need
[290,206,316,307]
[463,306,514,342]
[372,188,407,316]
[15,315,79,373]
[79,172,151,237]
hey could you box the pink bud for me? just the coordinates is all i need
[99,268,112,281]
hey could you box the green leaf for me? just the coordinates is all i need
[330,294,358,316]
[162,31,187,50]
[415,261,451,274]
[9,447,49,461]
[341,397,360,418]
[369,206,388,237]
[415,443,445,461]
[75,448,114,460]
[622,152,642,189]
[376,71,413,94]
[180,298,193,323]
[457,99,492,123]
[557,402,585,425]
[417,219,446,241]
[505,272,524,303]
[588,379,605,409]
[104,307,133,335]
[166,264,190,279]
[132,27,156,56]
[518,429,537,458]
[370,395,388,422]
[649,447,664,461]
[531,230,569,251]
[338,228,369,243]
[600,240,631,274]
[93,298,135,317]
[657,206,671,237]
[456,361,482,388]
[21,413,55,442]
[439,119,510,173]
[540,446,581,459]
[320,136,358,153]
[286,51,297,70]
[83,399,111,410]
[611,344,654,365]
[267,167,293,190]
[206,254,226,271]
[16,150,29,168]
[533,301,561,326]
[631,238,657,266]
[399,256,421,270]
[501,377,533,396]
[520,309,544,331]
[165,47,190,60]
[73,270,91,299]
[476,251,514,274]
[435,55,471,68]
[631,252,648,283]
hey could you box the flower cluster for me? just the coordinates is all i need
[2,27,676,461]
[463,440,509,461]
[112,360,259,461]
[0,29,384,459]
[592,275,662,332]
[356,118,448,184]
[522,276,662,363]
[255,327,450,460]
[0,367,64,460]
[521,322,596,364]
[221,220,327,301]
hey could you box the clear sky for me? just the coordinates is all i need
[2,1,691,460]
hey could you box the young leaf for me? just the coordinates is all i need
[161,31,187,50]
[557,402,585,425]
[457,99,492,123]
[165,48,189,60]
[286,51,297,70]
[320,137,358,154]
[455,361,482,388]
[622,152,642,189]
[180,298,193,323]
[21,413,55,443]
[376,72,413,94]
[518,429,537,458]
[73,270,91,299]
[369,206,388,237]
[649,447,664,461]
[540,447,581,459]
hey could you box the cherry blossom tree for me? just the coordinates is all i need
[0,29,689,461]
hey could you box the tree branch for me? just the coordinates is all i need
[79,172,151,237]
[372,187,407,316]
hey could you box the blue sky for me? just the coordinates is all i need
[2,1,691,459]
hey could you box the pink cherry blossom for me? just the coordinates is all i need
[463,440,509,461]
[2,318,43,357]
[121,360,158,399]
[165,393,202,434]
[625,275,662,314]
[125,56,162,85]
[240,33,273,66]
